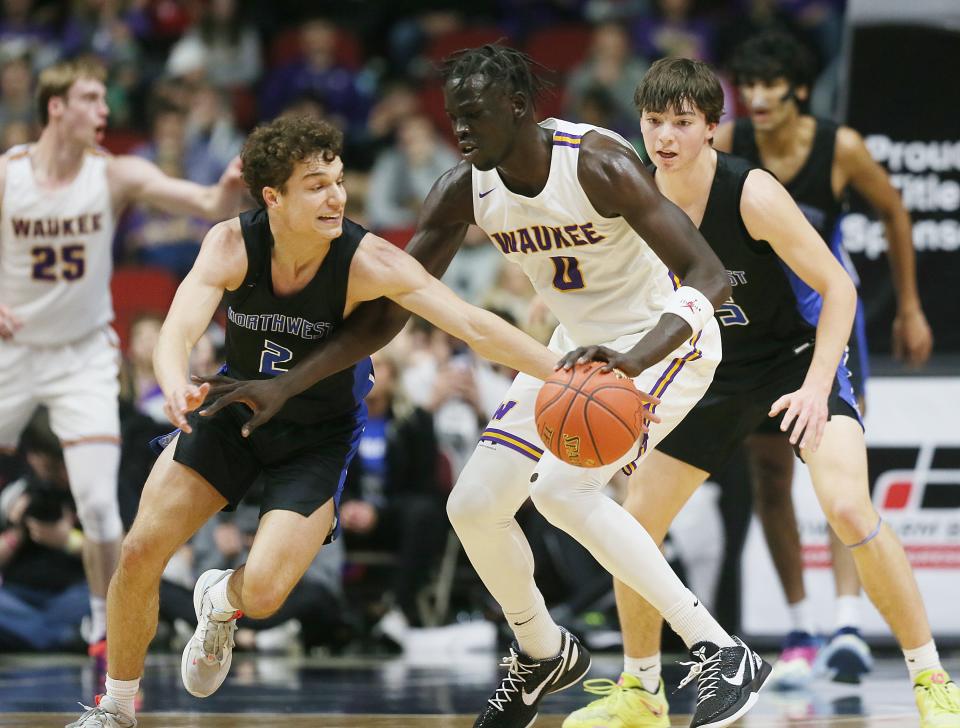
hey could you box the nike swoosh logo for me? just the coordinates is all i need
[723,651,747,686]
[513,616,536,627]
[479,188,495,198]
[522,661,563,705]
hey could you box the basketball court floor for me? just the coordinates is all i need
[1,648,949,727]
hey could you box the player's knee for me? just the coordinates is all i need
[74,495,123,543]
[446,477,495,532]
[117,532,165,580]
[824,498,878,545]
[239,574,288,618]
[72,476,123,543]
[528,479,575,530]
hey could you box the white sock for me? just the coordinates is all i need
[625,652,661,693]
[662,589,735,650]
[105,676,139,718]
[88,595,107,644]
[506,596,562,659]
[904,640,942,682]
[208,571,239,616]
[788,599,815,635]
[834,594,861,631]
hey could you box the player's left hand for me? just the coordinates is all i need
[769,383,830,452]
[892,308,933,367]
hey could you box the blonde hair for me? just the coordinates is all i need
[36,57,107,126]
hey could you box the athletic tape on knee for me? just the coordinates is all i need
[848,516,883,548]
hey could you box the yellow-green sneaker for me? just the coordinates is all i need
[915,669,960,727]
[562,672,669,728]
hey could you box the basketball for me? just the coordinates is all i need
[535,362,648,467]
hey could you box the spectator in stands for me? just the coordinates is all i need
[0,118,29,151]
[0,418,88,652]
[402,323,513,476]
[165,0,262,90]
[365,114,458,232]
[633,0,713,61]
[118,102,222,278]
[185,84,244,173]
[441,225,504,306]
[564,21,648,137]
[340,352,446,633]
[259,18,371,132]
[0,52,34,135]
[0,0,57,69]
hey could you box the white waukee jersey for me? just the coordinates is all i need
[1,146,115,345]
[472,118,675,347]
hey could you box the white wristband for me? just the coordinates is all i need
[662,285,714,334]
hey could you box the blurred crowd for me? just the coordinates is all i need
[0,0,847,656]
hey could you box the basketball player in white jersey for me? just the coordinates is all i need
[199,45,770,728]
[0,58,244,653]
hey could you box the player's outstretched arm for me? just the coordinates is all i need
[197,164,474,436]
[109,154,245,221]
[836,126,932,365]
[741,168,856,451]
[155,220,245,432]
[350,234,557,381]
[561,133,731,375]
[0,153,24,340]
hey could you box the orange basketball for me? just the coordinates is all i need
[535,362,647,467]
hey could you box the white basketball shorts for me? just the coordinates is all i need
[0,325,121,449]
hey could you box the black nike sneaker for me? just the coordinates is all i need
[474,626,592,728]
[679,635,771,728]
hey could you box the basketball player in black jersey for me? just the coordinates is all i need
[66,115,600,728]
[561,58,959,728]
[713,30,934,686]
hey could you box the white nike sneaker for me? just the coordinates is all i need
[473,626,591,727]
[66,695,136,727]
[180,569,241,698]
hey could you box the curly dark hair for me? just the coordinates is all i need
[439,43,552,110]
[241,115,343,206]
[729,31,816,92]
[634,57,725,125]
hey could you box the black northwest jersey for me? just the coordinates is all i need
[732,116,845,244]
[222,207,374,424]
[684,152,817,389]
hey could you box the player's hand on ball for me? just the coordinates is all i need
[769,383,829,452]
[557,345,653,383]
[193,374,285,438]
[163,382,211,433]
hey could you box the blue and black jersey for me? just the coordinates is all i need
[222,208,374,424]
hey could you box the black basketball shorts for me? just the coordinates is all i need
[657,351,861,475]
[172,402,365,535]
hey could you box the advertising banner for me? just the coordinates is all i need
[742,377,960,639]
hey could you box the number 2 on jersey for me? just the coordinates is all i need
[550,256,585,291]
[259,339,293,375]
